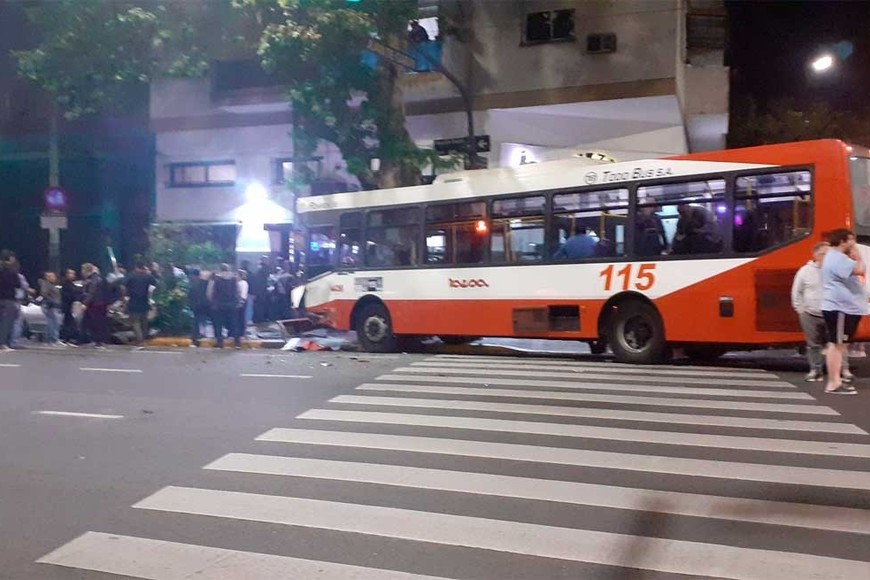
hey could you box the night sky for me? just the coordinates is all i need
[728,0,870,112]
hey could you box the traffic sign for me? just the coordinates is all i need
[434,135,491,155]
[43,186,68,215]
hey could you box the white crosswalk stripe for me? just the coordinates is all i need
[377,373,816,399]
[38,532,443,579]
[257,427,870,489]
[297,408,870,457]
[429,355,770,374]
[414,359,779,380]
[205,453,870,535]
[328,394,864,433]
[355,382,840,415]
[392,365,798,388]
[130,486,870,580]
[37,355,870,579]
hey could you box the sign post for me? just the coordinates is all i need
[41,186,68,274]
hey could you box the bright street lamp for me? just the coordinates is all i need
[811,54,835,73]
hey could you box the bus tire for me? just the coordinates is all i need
[355,302,398,353]
[607,300,666,364]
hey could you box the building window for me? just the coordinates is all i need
[524,9,575,45]
[586,33,617,54]
[169,161,236,187]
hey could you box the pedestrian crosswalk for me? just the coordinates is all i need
[38,354,870,579]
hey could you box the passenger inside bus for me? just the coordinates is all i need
[671,203,723,254]
[553,225,598,259]
[634,203,667,257]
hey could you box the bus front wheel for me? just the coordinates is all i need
[355,302,398,353]
[607,301,666,364]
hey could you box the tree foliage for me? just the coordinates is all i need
[729,98,870,148]
[15,0,455,187]
[239,0,451,188]
[13,0,246,119]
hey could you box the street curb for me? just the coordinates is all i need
[146,337,285,349]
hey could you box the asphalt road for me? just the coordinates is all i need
[0,345,868,579]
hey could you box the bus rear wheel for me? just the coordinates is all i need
[355,302,398,353]
[607,301,666,364]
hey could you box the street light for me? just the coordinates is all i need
[811,54,835,73]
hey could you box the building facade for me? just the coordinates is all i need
[150,0,728,261]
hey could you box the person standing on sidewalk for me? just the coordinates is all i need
[124,262,157,349]
[38,271,63,346]
[235,269,249,349]
[188,268,210,348]
[81,263,109,348]
[60,268,82,344]
[0,250,21,352]
[207,263,239,349]
[820,229,868,395]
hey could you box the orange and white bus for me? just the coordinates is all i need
[297,139,870,363]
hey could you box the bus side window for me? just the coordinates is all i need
[551,189,628,260]
[306,226,338,278]
[733,171,812,253]
[425,201,487,265]
[491,196,545,263]
[338,212,362,267]
[637,179,726,256]
[366,207,421,268]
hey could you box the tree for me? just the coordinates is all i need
[13,0,245,120]
[728,98,870,148]
[15,0,455,188]
[236,0,453,188]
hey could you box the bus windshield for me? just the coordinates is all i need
[849,156,870,234]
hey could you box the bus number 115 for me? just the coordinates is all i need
[599,263,657,292]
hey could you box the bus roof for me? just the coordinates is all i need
[295,139,853,215]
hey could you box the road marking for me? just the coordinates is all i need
[34,411,124,419]
[133,350,182,355]
[430,354,774,374]
[134,486,870,580]
[240,373,313,379]
[393,366,796,388]
[377,374,815,400]
[415,360,778,380]
[329,395,863,434]
[356,383,838,415]
[206,454,870,536]
[38,532,441,579]
[297,409,870,458]
[257,428,870,490]
[0,363,21,368]
[79,367,143,374]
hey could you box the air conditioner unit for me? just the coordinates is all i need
[586,33,617,54]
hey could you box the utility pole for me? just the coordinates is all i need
[41,102,69,274]
[368,37,485,170]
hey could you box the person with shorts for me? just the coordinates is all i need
[821,229,868,395]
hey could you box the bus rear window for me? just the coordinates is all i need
[849,157,870,229]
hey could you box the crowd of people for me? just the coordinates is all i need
[0,250,299,352]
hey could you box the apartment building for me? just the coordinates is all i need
[150,0,728,261]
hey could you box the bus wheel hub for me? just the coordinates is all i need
[364,316,388,342]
